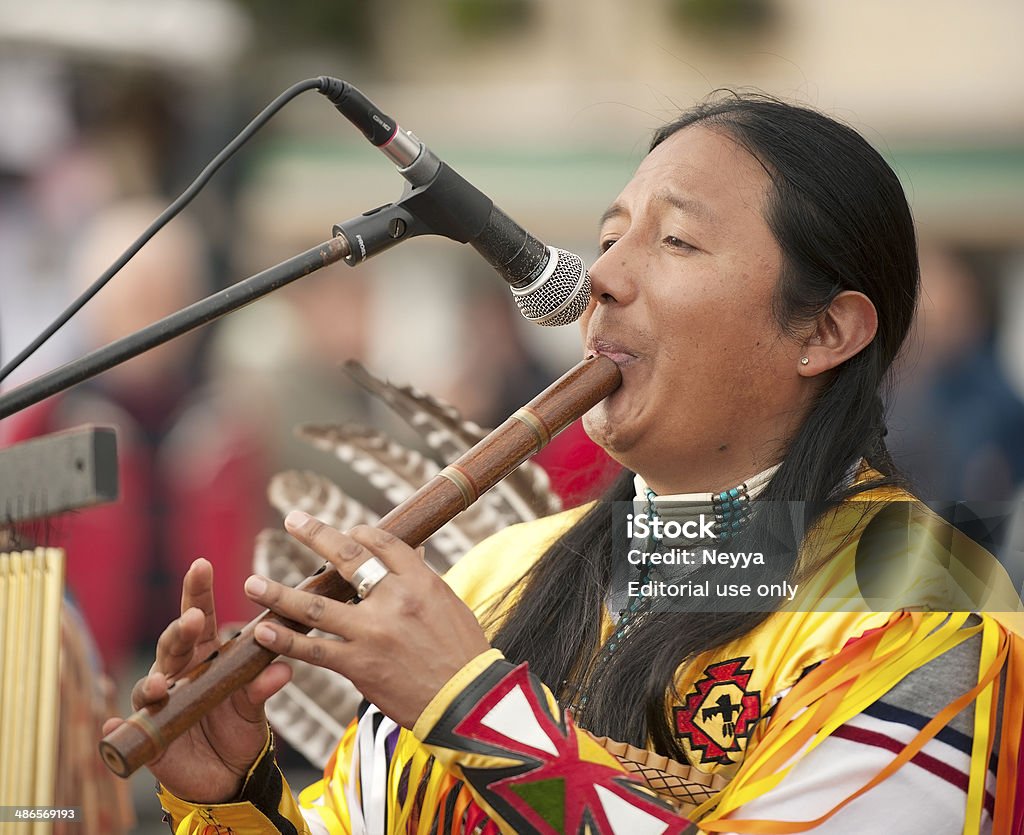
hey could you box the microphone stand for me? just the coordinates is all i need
[0,236,350,421]
[0,155,541,422]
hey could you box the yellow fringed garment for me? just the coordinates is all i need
[291,493,1024,835]
[691,610,1023,833]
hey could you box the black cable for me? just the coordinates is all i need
[0,76,334,385]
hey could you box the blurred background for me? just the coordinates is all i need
[1,0,1023,830]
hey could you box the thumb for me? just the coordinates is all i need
[232,662,293,721]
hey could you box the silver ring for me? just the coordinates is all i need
[352,557,389,599]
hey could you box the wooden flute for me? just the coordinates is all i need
[99,354,621,777]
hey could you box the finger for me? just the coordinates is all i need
[181,557,218,644]
[130,670,169,711]
[244,575,354,637]
[234,661,293,720]
[347,524,424,574]
[152,607,205,678]
[284,511,379,580]
[101,717,123,736]
[253,621,348,671]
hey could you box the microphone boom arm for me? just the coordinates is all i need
[332,164,546,290]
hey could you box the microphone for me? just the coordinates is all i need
[318,77,590,327]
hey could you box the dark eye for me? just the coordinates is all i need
[664,236,695,251]
[599,238,618,253]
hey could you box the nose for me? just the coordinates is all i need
[587,243,638,307]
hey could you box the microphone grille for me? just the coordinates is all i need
[510,248,591,326]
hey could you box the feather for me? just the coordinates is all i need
[343,361,562,520]
[293,423,562,566]
[253,527,324,586]
[296,424,439,509]
[252,527,362,768]
[343,360,486,459]
[262,476,455,573]
[267,470,379,534]
[265,673,358,770]
[295,424,478,558]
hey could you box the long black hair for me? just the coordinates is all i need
[487,93,921,757]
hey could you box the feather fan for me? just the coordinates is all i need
[259,365,565,769]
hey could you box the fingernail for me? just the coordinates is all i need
[285,510,310,531]
[255,624,275,645]
[245,575,267,596]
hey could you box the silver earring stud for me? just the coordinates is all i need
[800,357,809,365]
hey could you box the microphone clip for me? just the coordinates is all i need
[333,161,493,267]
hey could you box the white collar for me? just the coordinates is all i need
[632,464,780,507]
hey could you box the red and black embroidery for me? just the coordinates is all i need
[425,659,688,833]
[674,657,761,766]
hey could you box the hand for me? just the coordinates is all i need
[102,558,293,803]
[244,512,492,729]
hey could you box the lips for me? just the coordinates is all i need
[586,336,639,366]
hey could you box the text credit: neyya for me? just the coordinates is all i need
[625,511,799,602]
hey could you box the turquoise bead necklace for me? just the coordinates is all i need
[564,471,771,714]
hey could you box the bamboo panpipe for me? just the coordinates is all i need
[0,548,64,834]
[99,354,621,777]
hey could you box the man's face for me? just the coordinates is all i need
[580,125,807,493]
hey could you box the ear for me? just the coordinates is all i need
[798,290,878,376]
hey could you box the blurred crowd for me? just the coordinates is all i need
[888,245,1024,502]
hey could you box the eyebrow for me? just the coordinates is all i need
[599,189,715,229]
